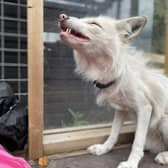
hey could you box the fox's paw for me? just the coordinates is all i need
[117,161,138,168]
[155,152,168,165]
[87,144,110,156]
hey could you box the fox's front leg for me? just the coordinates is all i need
[118,104,152,168]
[87,110,126,155]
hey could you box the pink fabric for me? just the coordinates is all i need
[0,145,31,168]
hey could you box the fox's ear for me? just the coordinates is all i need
[116,16,147,42]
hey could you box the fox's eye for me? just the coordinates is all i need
[89,22,102,29]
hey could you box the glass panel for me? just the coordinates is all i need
[44,0,168,129]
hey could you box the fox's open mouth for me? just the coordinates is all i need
[60,23,90,42]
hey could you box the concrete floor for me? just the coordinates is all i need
[31,147,167,168]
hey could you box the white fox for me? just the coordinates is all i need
[59,14,168,168]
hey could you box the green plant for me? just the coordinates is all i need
[68,108,89,126]
[152,0,167,53]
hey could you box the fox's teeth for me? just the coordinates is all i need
[65,28,71,33]
[67,28,71,33]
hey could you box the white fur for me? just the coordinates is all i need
[59,15,168,168]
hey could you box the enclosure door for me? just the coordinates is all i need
[28,0,168,159]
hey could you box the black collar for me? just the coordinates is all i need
[93,80,116,89]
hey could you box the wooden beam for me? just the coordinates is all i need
[43,122,134,135]
[28,0,44,159]
[43,122,135,156]
[48,144,131,160]
[145,53,164,64]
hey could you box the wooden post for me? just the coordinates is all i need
[27,0,44,159]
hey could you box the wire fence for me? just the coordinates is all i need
[0,0,27,105]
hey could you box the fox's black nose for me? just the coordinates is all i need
[59,13,69,21]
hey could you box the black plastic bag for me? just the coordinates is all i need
[0,105,28,151]
[0,82,17,117]
[0,82,28,151]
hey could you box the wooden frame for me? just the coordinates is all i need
[27,0,168,160]
[28,0,44,159]
[43,122,135,156]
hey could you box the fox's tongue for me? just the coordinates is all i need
[70,29,89,40]
[60,22,89,41]
[60,31,89,42]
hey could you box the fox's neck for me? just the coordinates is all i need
[73,49,126,84]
